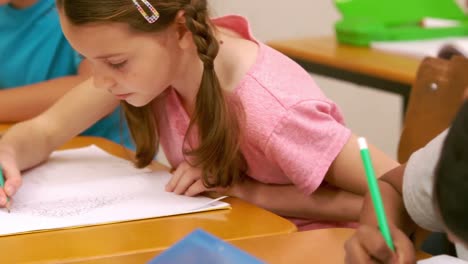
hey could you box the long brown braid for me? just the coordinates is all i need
[57,0,247,187]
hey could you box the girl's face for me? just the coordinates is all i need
[59,12,188,107]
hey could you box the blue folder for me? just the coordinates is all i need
[148,229,265,264]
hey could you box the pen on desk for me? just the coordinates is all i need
[358,137,394,251]
[0,165,11,213]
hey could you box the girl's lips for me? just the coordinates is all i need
[115,93,133,100]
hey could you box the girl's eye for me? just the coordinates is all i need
[108,60,127,70]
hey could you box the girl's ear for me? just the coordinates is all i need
[174,10,192,50]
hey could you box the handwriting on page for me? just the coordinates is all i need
[11,194,134,218]
[0,145,229,236]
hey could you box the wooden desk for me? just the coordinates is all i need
[0,123,11,134]
[0,137,296,263]
[65,228,431,264]
[267,36,422,112]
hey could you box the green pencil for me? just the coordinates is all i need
[0,165,10,213]
[358,137,394,251]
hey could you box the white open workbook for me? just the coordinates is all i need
[0,145,229,236]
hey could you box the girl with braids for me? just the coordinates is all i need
[0,0,398,229]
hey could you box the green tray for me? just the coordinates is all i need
[334,0,468,46]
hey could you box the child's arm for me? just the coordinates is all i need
[359,164,416,233]
[0,77,120,205]
[345,129,451,263]
[344,165,417,263]
[1,77,119,169]
[233,134,398,221]
[167,162,363,222]
[0,60,92,122]
[324,134,399,196]
[167,162,363,221]
[168,134,398,221]
[230,180,363,222]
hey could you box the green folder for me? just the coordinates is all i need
[334,0,468,46]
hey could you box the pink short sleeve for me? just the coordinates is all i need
[265,100,351,195]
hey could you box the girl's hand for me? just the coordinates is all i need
[165,161,211,197]
[0,148,22,208]
[166,161,249,197]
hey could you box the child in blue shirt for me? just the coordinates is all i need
[0,0,132,148]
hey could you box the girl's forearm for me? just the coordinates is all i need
[231,180,363,222]
[0,75,88,122]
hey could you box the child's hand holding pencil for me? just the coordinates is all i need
[344,224,416,263]
[0,166,11,213]
[343,138,416,263]
[358,137,395,251]
[0,151,23,213]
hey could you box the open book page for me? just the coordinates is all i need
[371,37,468,58]
[418,255,468,264]
[0,146,229,236]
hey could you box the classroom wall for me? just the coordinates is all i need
[209,0,402,159]
[211,0,467,40]
[209,0,340,40]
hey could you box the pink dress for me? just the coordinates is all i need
[157,15,353,230]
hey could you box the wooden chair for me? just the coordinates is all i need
[398,55,468,163]
[397,55,468,254]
